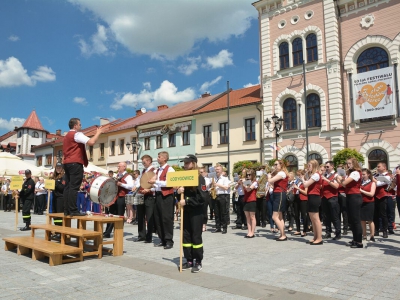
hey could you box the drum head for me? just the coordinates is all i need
[140,171,155,189]
[91,176,118,207]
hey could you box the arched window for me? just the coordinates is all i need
[357,47,389,73]
[32,131,39,138]
[283,98,297,130]
[306,33,318,62]
[292,38,303,66]
[285,155,298,172]
[18,131,22,138]
[306,93,321,128]
[368,149,388,170]
[308,153,322,165]
[279,42,289,69]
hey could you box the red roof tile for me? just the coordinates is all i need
[20,110,45,131]
[194,85,261,114]
[0,130,16,142]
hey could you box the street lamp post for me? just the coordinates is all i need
[126,139,141,170]
[264,114,284,159]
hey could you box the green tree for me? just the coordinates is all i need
[232,160,261,175]
[333,148,365,167]
[171,165,185,172]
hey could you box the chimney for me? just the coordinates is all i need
[201,92,211,98]
[56,129,61,136]
[100,118,110,126]
[14,126,18,130]
[136,110,143,116]
[157,105,168,111]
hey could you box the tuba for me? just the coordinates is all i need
[256,173,268,198]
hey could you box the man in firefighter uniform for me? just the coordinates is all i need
[19,169,35,231]
[178,155,208,273]
[103,162,134,238]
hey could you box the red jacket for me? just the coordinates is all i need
[158,165,174,196]
[63,131,88,166]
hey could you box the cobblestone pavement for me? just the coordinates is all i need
[1,210,400,300]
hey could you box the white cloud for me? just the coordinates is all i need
[204,50,233,69]
[42,116,55,126]
[73,97,88,105]
[143,82,151,89]
[247,58,257,64]
[0,117,25,131]
[68,0,256,59]
[178,56,201,75]
[102,89,114,94]
[79,24,114,57]
[243,75,261,88]
[0,57,56,87]
[8,35,20,42]
[31,66,56,82]
[111,80,196,110]
[146,67,156,74]
[200,76,222,93]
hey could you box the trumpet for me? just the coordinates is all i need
[386,176,397,192]
[210,177,217,200]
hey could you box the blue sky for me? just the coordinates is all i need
[0,0,260,135]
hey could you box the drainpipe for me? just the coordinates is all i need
[256,103,263,164]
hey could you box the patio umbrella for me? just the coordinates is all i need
[0,152,42,176]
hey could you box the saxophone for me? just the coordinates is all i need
[210,177,217,200]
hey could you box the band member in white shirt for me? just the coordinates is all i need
[1,179,12,212]
[34,177,47,215]
[148,151,175,249]
[372,161,391,237]
[199,167,212,232]
[211,165,231,234]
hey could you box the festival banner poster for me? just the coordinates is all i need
[352,67,394,120]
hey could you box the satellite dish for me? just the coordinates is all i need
[140,107,147,114]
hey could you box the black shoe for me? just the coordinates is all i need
[242,225,248,230]
[70,212,86,217]
[275,237,287,241]
[222,228,227,234]
[333,235,342,241]
[191,263,202,273]
[164,244,173,250]
[144,240,152,243]
[388,230,395,234]
[234,225,242,229]
[346,240,355,247]
[383,231,388,238]
[350,243,363,248]
[181,262,193,271]
[322,233,331,239]
[64,211,70,216]
[103,233,111,238]
[310,240,323,245]
[155,242,165,247]
[20,225,31,231]
[52,233,61,240]
[212,229,222,233]
[38,212,43,215]
[135,237,145,242]
[370,236,376,242]
[261,223,266,228]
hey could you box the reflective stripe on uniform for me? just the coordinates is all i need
[22,215,31,219]
[192,244,203,249]
[54,220,63,223]
[182,243,193,247]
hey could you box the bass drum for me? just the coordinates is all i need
[89,176,118,207]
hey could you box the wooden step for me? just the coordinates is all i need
[3,236,83,266]
[30,224,101,238]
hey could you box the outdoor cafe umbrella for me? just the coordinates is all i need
[0,152,42,177]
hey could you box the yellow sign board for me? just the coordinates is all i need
[11,176,23,190]
[45,179,55,190]
[166,170,199,187]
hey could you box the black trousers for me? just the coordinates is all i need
[36,194,46,214]
[154,192,174,246]
[209,198,215,219]
[22,199,32,224]
[387,196,395,231]
[183,207,203,263]
[105,196,126,235]
[255,197,266,226]
[137,195,156,241]
[293,195,301,232]
[338,193,349,230]
[63,163,84,214]
[347,194,363,243]
[322,196,341,236]
[374,196,388,232]
[299,200,309,233]
[202,193,211,225]
[3,194,10,211]
[214,194,229,230]
[235,195,246,226]
[53,195,64,225]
